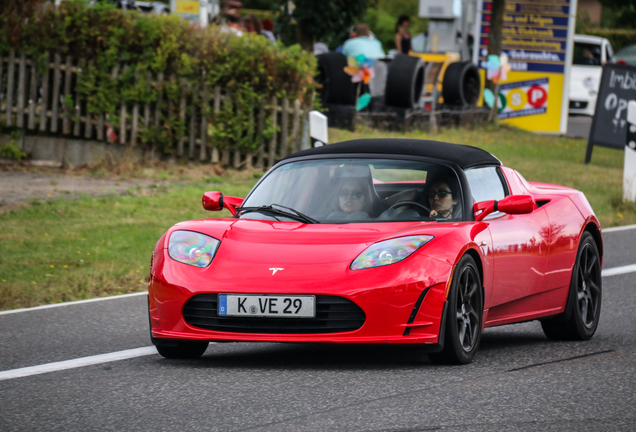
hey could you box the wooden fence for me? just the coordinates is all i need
[0,50,309,169]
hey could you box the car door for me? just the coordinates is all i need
[466,167,550,323]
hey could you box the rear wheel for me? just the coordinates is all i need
[429,255,483,365]
[153,338,209,359]
[541,232,601,340]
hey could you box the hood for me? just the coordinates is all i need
[169,218,457,265]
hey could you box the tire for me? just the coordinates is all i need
[429,254,483,365]
[442,61,480,106]
[385,54,425,109]
[541,232,602,341]
[316,53,356,105]
[153,338,209,359]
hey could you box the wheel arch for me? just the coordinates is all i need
[463,248,485,308]
[585,222,603,258]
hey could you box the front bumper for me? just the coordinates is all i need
[148,253,452,345]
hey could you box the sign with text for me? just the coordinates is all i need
[476,0,576,133]
[585,63,636,162]
[171,0,200,22]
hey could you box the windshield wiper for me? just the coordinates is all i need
[235,203,320,224]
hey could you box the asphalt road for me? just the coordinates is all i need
[566,115,593,139]
[1,227,635,432]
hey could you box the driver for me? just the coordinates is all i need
[424,174,460,220]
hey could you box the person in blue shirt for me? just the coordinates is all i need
[342,24,385,60]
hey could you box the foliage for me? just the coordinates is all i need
[0,141,27,160]
[365,0,429,51]
[279,0,368,49]
[576,28,636,52]
[0,1,316,153]
[599,0,636,29]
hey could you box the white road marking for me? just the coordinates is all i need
[603,224,636,233]
[0,291,148,316]
[602,264,636,278]
[0,346,158,382]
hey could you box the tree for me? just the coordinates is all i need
[599,0,636,28]
[281,0,368,50]
[486,0,504,121]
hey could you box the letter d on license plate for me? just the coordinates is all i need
[218,294,315,318]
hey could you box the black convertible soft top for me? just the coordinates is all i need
[283,139,501,170]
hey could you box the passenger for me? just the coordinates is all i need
[337,179,371,216]
[327,165,381,220]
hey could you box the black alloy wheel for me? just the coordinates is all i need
[541,231,602,340]
[429,254,483,365]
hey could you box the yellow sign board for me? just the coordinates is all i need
[174,0,200,22]
[476,0,576,134]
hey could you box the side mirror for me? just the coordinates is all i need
[202,192,244,215]
[474,195,536,221]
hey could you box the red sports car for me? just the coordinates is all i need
[148,139,603,364]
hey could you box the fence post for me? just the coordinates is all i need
[177,79,186,156]
[6,50,15,126]
[267,96,278,168]
[280,98,289,159]
[62,56,72,134]
[200,80,209,161]
[51,53,61,133]
[256,100,266,170]
[131,68,141,147]
[211,86,221,163]
[16,51,26,128]
[188,82,198,159]
[28,56,38,130]
[39,53,50,132]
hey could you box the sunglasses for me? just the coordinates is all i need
[427,189,452,199]
[338,189,364,200]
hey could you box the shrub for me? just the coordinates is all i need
[0,142,27,161]
[0,1,317,153]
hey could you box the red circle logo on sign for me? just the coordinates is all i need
[527,85,547,108]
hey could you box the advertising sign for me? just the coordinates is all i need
[585,63,636,162]
[475,0,577,134]
[171,0,200,22]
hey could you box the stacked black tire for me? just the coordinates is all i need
[442,61,481,106]
[315,53,357,106]
[385,54,426,109]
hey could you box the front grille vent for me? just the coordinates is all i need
[182,294,366,334]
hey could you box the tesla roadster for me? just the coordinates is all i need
[148,139,603,364]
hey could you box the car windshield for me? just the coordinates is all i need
[240,158,463,223]
[573,42,602,66]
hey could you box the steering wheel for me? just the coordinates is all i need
[388,201,431,216]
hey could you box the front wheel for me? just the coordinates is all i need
[541,231,602,341]
[429,255,483,365]
[153,338,209,359]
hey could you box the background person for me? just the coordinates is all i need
[342,24,385,59]
[395,15,412,54]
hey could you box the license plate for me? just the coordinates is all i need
[218,294,315,318]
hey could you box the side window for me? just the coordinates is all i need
[465,167,507,203]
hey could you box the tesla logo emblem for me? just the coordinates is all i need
[269,268,284,275]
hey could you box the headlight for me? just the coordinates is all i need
[583,77,597,89]
[350,235,434,270]
[168,230,220,268]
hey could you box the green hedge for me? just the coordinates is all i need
[579,28,636,52]
[0,1,317,153]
